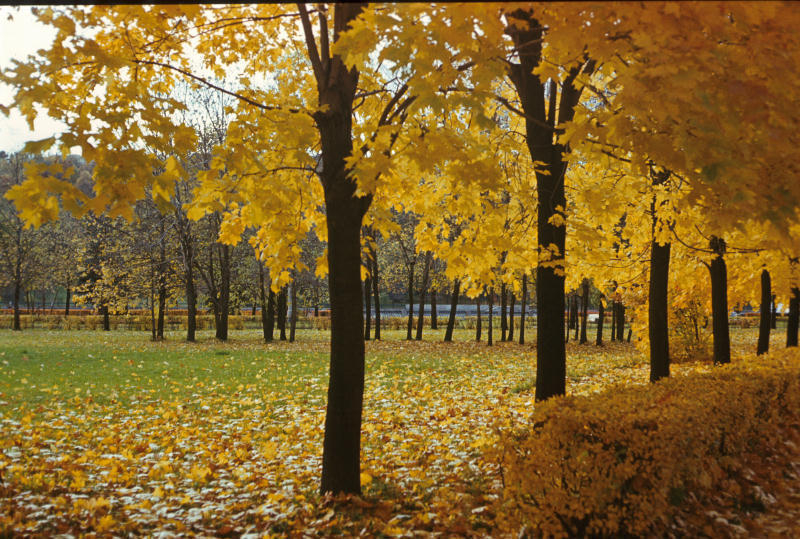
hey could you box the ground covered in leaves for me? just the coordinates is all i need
[1,328,798,536]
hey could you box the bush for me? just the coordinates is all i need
[489,349,800,537]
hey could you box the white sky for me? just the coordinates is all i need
[0,6,66,153]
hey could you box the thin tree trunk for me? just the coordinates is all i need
[416,252,431,340]
[157,285,166,340]
[259,264,269,342]
[430,288,438,329]
[787,287,800,347]
[12,277,21,331]
[573,294,579,341]
[290,279,298,342]
[596,297,605,346]
[185,245,197,342]
[649,240,671,381]
[265,288,276,342]
[102,304,110,331]
[444,278,460,342]
[476,296,482,342]
[610,300,617,341]
[364,272,372,341]
[406,261,415,341]
[500,282,507,342]
[65,286,71,317]
[278,287,288,341]
[371,251,381,340]
[216,244,230,341]
[509,291,516,342]
[565,293,571,343]
[580,280,589,344]
[617,303,626,342]
[519,273,527,345]
[709,236,731,364]
[488,288,494,346]
[757,269,771,355]
[771,294,777,330]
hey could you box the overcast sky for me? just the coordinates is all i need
[0,6,65,153]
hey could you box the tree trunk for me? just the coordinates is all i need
[649,240,671,382]
[487,288,494,346]
[157,284,166,340]
[415,251,431,340]
[313,4,369,494]
[500,282,507,342]
[185,250,197,342]
[102,304,110,331]
[65,286,71,317]
[787,287,800,347]
[580,280,589,344]
[12,278,21,331]
[278,286,288,341]
[259,264,270,343]
[573,294,580,341]
[519,274,527,345]
[757,269,771,355]
[290,279,298,342]
[771,294,777,330]
[216,244,230,341]
[565,293,571,343]
[265,288,276,342]
[709,236,731,364]
[371,250,381,340]
[364,273,372,341]
[610,300,617,341]
[596,297,604,346]
[509,291,516,342]
[616,302,626,342]
[476,296,482,342]
[444,278,460,342]
[430,288,438,329]
[406,261,415,341]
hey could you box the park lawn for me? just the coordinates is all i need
[0,327,780,535]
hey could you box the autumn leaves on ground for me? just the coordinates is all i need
[2,328,799,537]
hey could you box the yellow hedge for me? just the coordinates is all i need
[490,349,800,538]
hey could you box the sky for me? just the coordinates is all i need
[0,6,65,153]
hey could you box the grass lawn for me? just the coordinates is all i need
[0,326,782,535]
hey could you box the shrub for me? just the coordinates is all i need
[489,349,800,537]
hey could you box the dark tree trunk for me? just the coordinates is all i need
[65,286,71,317]
[430,289,438,329]
[757,269,771,355]
[580,280,589,344]
[616,302,626,342]
[476,296,482,342]
[416,252,431,340]
[265,288,276,342]
[444,278,460,342]
[185,256,197,342]
[709,236,731,364]
[278,287,288,341]
[596,297,604,346]
[259,265,270,342]
[311,3,370,495]
[364,273,372,341]
[519,273,527,345]
[216,244,230,341]
[370,250,381,340]
[500,282,508,342]
[787,287,800,347]
[487,288,494,346]
[565,294,571,343]
[12,278,21,331]
[509,291,516,342]
[573,294,580,341]
[771,294,777,330]
[406,261,415,340]
[102,304,110,331]
[649,240,671,382]
[610,300,617,341]
[290,280,298,342]
[157,285,166,340]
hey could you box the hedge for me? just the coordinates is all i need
[489,348,800,537]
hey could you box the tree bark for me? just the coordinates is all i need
[649,240,671,382]
[596,297,604,346]
[487,288,494,346]
[757,269,771,355]
[430,288,438,329]
[265,288,276,342]
[259,264,270,343]
[476,295,482,342]
[787,287,800,347]
[406,261,415,341]
[771,294,777,330]
[416,251,431,340]
[565,293,571,343]
[364,273,371,341]
[370,250,381,340]
[580,280,589,344]
[573,294,580,341]
[290,279,298,342]
[101,304,110,331]
[519,273,527,345]
[616,302,626,342]
[509,291,516,342]
[610,300,617,341]
[709,236,731,364]
[500,282,507,341]
[65,286,71,317]
[185,252,197,342]
[157,284,166,340]
[12,278,21,331]
[216,244,230,341]
[444,278,460,342]
[278,286,288,341]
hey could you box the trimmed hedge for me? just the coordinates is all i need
[490,349,800,537]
